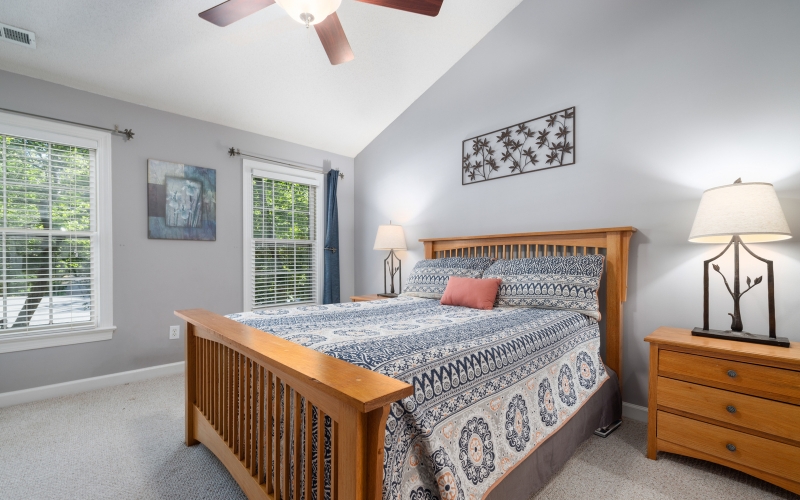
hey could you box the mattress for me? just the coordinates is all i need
[229,296,613,500]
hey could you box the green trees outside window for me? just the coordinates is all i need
[0,135,94,331]
[252,178,315,306]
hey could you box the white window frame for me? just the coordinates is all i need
[242,158,324,311]
[0,111,115,353]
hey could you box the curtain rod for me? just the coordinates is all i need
[228,147,344,179]
[0,107,134,140]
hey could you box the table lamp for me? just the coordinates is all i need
[689,179,792,347]
[374,222,407,297]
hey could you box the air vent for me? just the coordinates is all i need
[0,23,36,48]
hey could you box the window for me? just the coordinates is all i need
[243,159,324,310]
[0,112,114,353]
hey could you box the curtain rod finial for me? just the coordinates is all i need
[228,147,240,157]
[113,125,134,140]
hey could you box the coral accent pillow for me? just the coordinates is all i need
[440,277,502,310]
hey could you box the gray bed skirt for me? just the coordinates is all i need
[485,369,622,500]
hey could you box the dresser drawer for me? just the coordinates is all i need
[658,411,800,482]
[657,377,800,444]
[659,350,800,402]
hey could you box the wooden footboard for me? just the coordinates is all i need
[176,309,414,500]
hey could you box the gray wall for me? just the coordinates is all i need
[354,0,800,408]
[0,69,355,393]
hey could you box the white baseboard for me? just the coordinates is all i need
[1,362,653,423]
[0,361,185,409]
[622,401,648,422]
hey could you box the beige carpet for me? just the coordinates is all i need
[0,374,796,500]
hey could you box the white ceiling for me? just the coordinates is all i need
[0,0,523,157]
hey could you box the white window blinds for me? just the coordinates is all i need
[250,174,319,308]
[0,134,97,334]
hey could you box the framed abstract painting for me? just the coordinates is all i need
[147,159,216,241]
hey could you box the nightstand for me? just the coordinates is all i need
[645,327,800,494]
[350,294,393,302]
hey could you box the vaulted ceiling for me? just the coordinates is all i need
[0,0,523,156]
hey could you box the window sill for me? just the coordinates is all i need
[0,326,116,354]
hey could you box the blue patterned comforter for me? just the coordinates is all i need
[229,296,608,500]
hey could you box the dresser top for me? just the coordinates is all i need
[645,327,800,369]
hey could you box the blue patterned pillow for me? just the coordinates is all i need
[483,255,605,319]
[403,257,495,299]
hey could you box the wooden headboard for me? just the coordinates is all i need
[420,227,636,387]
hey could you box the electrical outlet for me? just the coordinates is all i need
[169,325,180,340]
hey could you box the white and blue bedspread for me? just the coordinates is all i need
[229,296,609,500]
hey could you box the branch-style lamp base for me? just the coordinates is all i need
[691,327,790,347]
[693,234,789,347]
[380,249,402,298]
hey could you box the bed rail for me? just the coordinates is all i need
[176,309,413,500]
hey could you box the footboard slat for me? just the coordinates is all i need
[251,361,257,477]
[229,349,235,448]
[205,341,209,422]
[212,343,217,430]
[245,359,252,471]
[239,353,245,460]
[205,339,209,418]
[274,377,282,500]
[223,348,229,445]
[317,408,325,500]
[332,419,339,499]
[293,388,302,497]
[257,364,266,485]
[215,343,221,431]
[265,370,274,494]
[233,353,239,456]
[304,398,313,500]
[178,309,414,500]
[282,383,290,497]
[198,338,203,417]
[216,344,225,435]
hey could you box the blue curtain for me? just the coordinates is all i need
[323,170,340,304]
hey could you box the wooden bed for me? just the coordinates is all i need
[176,226,635,500]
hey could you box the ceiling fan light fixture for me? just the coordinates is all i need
[276,0,342,25]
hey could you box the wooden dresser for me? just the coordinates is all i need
[645,327,800,495]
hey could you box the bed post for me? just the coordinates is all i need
[185,321,198,446]
[424,241,434,259]
[367,405,392,499]
[604,230,632,393]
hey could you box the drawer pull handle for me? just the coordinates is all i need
[726,443,737,452]
[727,370,737,378]
[726,405,736,414]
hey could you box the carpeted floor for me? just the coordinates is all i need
[0,374,797,500]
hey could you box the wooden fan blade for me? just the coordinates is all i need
[199,0,276,27]
[355,0,443,17]
[314,13,355,66]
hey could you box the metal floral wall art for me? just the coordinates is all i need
[462,107,575,185]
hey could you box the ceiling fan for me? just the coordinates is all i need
[199,0,444,65]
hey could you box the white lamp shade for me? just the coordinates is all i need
[275,0,341,25]
[373,224,407,250]
[689,182,792,243]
